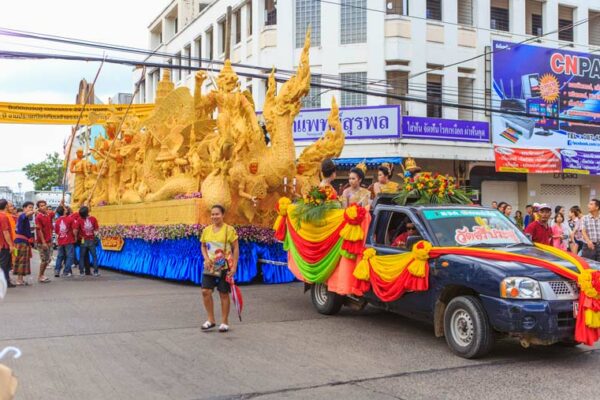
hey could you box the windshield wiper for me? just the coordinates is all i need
[504,242,530,249]
[461,242,498,248]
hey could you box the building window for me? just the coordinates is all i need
[426,0,442,21]
[219,20,227,54]
[206,28,213,60]
[526,0,543,36]
[234,9,242,44]
[174,52,181,81]
[558,5,574,42]
[458,0,473,26]
[341,72,367,106]
[458,77,474,121]
[386,0,408,16]
[427,74,442,118]
[175,17,178,34]
[590,11,600,46]
[184,45,192,77]
[265,0,277,26]
[341,0,367,45]
[296,0,321,48]
[490,0,509,32]
[386,70,408,115]
[302,75,321,109]
[194,36,202,67]
[248,2,253,36]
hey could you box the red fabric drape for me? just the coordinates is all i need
[367,262,430,302]
[286,220,346,264]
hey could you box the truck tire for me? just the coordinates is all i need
[444,295,495,359]
[311,283,343,315]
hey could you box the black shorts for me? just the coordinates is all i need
[201,271,231,293]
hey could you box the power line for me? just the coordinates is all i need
[2,48,599,128]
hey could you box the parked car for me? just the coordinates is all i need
[309,197,594,358]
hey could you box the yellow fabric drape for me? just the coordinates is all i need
[354,242,431,282]
[287,205,345,242]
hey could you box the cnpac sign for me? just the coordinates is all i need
[291,105,401,141]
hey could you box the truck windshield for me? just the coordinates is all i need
[421,208,531,247]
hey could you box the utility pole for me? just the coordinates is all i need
[224,6,232,60]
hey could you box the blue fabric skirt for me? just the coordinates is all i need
[95,237,294,284]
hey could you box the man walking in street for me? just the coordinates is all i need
[0,199,15,288]
[77,206,100,276]
[524,203,552,245]
[582,199,600,261]
[54,206,77,277]
[34,200,54,283]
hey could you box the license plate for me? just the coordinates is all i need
[573,301,579,318]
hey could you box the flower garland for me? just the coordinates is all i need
[394,173,472,205]
[173,192,203,200]
[98,223,277,244]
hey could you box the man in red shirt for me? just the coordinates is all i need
[54,206,78,277]
[524,203,552,245]
[35,200,55,283]
[0,199,15,288]
[76,206,100,276]
[67,206,83,275]
[392,222,419,248]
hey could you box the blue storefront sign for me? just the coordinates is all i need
[401,116,490,142]
[560,149,600,175]
[291,105,401,141]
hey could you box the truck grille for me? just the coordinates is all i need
[548,281,579,297]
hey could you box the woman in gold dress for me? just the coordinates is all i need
[341,166,371,208]
[372,164,399,196]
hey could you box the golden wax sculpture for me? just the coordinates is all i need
[86,31,345,226]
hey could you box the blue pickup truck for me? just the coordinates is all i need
[309,198,595,358]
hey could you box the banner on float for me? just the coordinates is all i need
[560,149,600,175]
[402,116,489,142]
[288,105,401,141]
[492,41,600,150]
[494,146,562,173]
[0,102,155,125]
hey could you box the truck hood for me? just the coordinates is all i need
[453,245,587,281]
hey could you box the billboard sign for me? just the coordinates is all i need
[492,40,600,151]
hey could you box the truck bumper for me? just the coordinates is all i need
[479,295,576,343]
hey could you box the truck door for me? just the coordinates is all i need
[367,207,436,320]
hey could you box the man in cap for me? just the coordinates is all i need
[524,203,552,245]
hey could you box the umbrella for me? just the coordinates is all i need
[226,276,244,322]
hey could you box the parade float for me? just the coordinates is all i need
[70,31,346,284]
[277,168,600,357]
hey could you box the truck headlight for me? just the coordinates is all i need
[500,277,541,299]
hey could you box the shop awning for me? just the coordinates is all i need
[333,157,403,170]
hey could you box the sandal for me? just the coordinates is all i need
[38,277,51,283]
[218,324,229,333]
[201,321,216,331]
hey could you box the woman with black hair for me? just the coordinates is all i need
[200,205,239,333]
[372,164,399,196]
[319,158,337,190]
[341,166,371,208]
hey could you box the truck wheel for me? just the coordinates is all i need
[444,295,495,359]
[311,283,343,315]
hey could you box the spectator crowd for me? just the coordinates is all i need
[0,198,99,290]
[491,199,600,261]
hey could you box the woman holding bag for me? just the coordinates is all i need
[200,205,239,333]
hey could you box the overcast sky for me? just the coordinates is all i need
[0,0,167,192]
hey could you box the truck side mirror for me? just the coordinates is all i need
[406,235,424,252]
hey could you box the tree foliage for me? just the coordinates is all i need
[22,152,64,191]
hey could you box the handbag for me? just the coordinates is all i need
[203,225,232,277]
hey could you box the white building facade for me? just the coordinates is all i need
[140,0,600,210]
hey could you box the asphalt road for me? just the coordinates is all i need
[1,256,599,400]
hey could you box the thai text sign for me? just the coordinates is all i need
[494,146,561,173]
[492,40,600,150]
[402,116,490,142]
[561,149,600,175]
[292,105,400,141]
[101,236,125,252]
[0,102,155,125]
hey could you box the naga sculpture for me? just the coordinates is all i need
[83,30,345,225]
